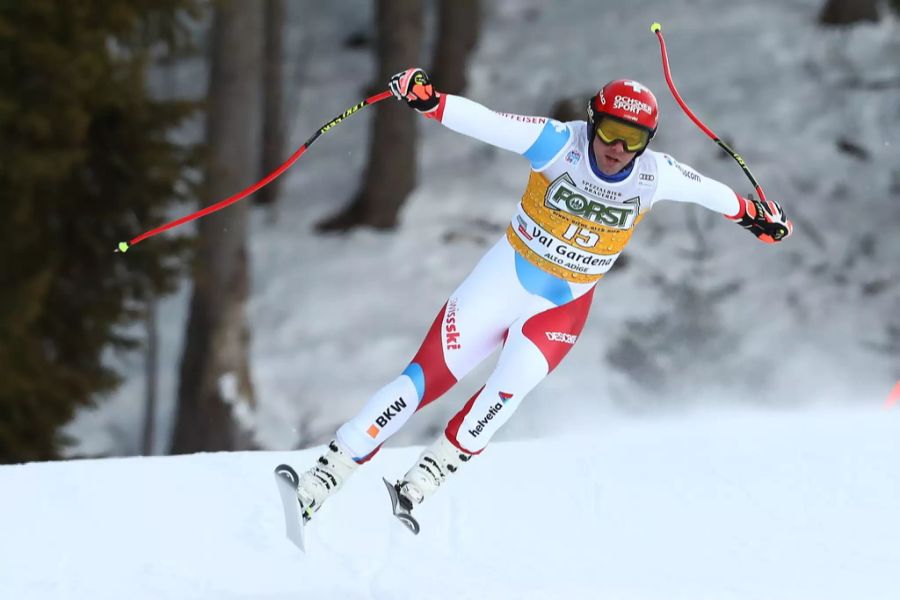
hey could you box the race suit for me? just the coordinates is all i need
[335,94,742,460]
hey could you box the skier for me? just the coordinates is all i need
[289,68,792,529]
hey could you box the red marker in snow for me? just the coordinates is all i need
[886,381,900,409]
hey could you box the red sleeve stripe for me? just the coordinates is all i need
[423,93,447,122]
[725,192,746,220]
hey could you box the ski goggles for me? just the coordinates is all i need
[594,116,651,152]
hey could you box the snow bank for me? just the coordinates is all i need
[7,407,900,599]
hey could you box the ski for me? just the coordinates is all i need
[274,464,308,552]
[382,477,420,535]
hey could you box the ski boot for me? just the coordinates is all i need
[285,440,359,522]
[384,434,473,534]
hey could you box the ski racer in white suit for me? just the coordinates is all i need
[291,68,793,527]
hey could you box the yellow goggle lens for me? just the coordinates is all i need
[595,117,650,152]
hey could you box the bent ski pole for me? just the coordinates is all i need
[116,89,394,253]
[650,23,771,206]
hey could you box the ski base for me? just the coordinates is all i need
[274,464,308,552]
[382,477,420,535]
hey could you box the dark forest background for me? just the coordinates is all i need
[1,0,896,463]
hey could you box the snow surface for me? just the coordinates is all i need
[64,0,899,459]
[5,407,900,599]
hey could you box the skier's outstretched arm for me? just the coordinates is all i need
[651,152,793,244]
[389,67,569,170]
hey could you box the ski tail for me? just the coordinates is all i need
[274,464,308,552]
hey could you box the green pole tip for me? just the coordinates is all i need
[651,22,662,33]
[117,241,130,253]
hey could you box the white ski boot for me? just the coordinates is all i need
[295,440,359,521]
[384,435,473,534]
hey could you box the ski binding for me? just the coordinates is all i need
[382,477,420,535]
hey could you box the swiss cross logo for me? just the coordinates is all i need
[624,81,648,94]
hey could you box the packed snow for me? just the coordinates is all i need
[4,407,900,599]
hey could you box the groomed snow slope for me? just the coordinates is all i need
[5,407,899,600]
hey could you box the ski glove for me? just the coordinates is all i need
[727,194,793,243]
[389,68,440,113]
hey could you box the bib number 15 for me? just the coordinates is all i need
[562,224,599,248]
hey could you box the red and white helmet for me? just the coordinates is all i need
[587,79,659,135]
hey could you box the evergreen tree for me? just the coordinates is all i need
[171,0,262,454]
[818,0,879,24]
[0,1,201,463]
[430,0,480,96]
[316,0,423,231]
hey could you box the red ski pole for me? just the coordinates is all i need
[650,22,772,207]
[116,90,394,253]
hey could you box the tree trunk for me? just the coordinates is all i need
[431,0,480,95]
[171,0,262,454]
[819,0,879,25]
[141,293,158,456]
[316,0,423,231]
[255,0,286,209]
